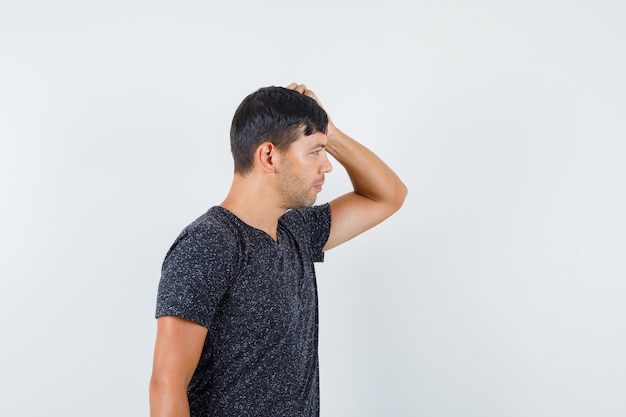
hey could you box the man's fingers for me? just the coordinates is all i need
[286,82,303,92]
[287,82,325,110]
[286,82,308,94]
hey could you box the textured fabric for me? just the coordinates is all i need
[156,203,331,417]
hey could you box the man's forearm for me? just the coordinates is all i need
[149,380,191,417]
[326,126,407,206]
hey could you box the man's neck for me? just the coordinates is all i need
[220,173,285,241]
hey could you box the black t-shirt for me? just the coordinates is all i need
[156,204,331,417]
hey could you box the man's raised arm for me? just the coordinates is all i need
[323,124,407,251]
[287,83,408,251]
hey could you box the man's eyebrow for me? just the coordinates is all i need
[310,143,326,150]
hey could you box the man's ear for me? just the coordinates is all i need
[257,142,278,173]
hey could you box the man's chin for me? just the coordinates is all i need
[290,197,316,209]
[305,195,317,207]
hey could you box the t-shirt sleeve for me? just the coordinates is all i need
[286,203,331,262]
[155,227,234,329]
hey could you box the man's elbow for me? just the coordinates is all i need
[391,180,408,212]
[377,181,407,219]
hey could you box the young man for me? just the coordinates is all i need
[150,83,407,417]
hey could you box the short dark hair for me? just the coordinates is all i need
[230,86,329,174]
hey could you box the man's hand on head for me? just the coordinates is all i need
[286,82,335,137]
[286,82,319,103]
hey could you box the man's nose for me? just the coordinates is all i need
[321,153,333,173]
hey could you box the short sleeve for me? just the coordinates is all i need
[155,226,235,329]
[282,203,331,262]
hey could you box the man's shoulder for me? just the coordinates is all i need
[165,206,244,261]
[186,206,241,235]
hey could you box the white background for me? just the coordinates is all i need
[1,1,625,416]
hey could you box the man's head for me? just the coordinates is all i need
[230,86,329,174]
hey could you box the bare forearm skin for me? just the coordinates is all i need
[326,126,407,208]
[149,377,191,417]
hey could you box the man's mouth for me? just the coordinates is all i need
[312,181,324,191]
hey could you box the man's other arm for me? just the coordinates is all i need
[150,316,208,417]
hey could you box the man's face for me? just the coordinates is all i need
[276,131,333,209]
